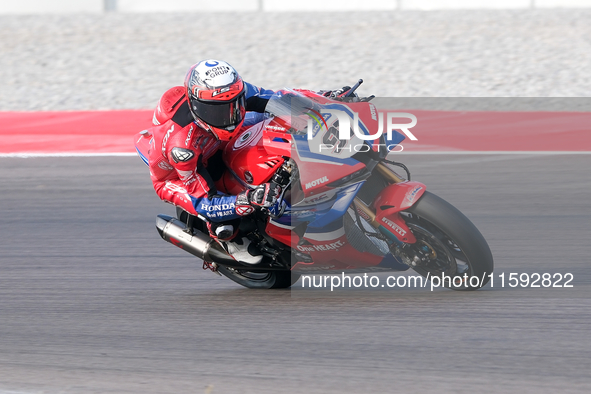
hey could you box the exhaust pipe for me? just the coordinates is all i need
[155,215,239,266]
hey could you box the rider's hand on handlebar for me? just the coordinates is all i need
[250,183,282,208]
[322,86,359,101]
[236,183,282,215]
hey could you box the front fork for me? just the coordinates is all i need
[375,161,407,184]
[352,162,425,266]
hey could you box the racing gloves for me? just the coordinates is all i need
[322,86,352,98]
[236,183,282,216]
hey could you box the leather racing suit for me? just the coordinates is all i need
[147,82,274,223]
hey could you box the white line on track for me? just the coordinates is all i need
[1,151,590,158]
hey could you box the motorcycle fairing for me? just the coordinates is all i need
[265,219,295,249]
[295,219,385,270]
[135,130,152,166]
[374,181,426,213]
[223,121,285,187]
[307,182,363,229]
[292,134,366,192]
[371,181,427,244]
[294,211,409,271]
[272,198,334,227]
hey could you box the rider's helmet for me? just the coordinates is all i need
[184,59,246,141]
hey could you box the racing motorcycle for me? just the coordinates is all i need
[135,81,493,290]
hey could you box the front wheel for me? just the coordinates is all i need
[399,191,494,290]
[217,266,300,289]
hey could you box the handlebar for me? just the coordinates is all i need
[345,79,363,97]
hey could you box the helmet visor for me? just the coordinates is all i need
[191,93,246,129]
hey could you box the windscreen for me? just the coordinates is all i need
[264,90,323,135]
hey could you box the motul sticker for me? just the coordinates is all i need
[171,147,195,163]
[369,103,378,121]
[305,176,329,189]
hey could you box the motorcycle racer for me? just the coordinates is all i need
[148,59,280,264]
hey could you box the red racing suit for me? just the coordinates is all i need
[147,83,274,221]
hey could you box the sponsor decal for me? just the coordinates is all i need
[294,265,336,272]
[297,240,345,253]
[205,60,219,67]
[171,147,195,163]
[233,130,257,150]
[170,238,184,249]
[265,125,286,132]
[162,125,174,156]
[205,65,231,79]
[158,161,174,171]
[288,209,314,217]
[369,103,378,121]
[165,182,187,194]
[234,131,251,148]
[355,207,371,222]
[404,186,423,205]
[236,205,255,216]
[185,125,194,146]
[200,203,236,212]
[200,202,237,218]
[381,217,407,237]
[305,176,329,190]
[212,87,231,97]
[307,111,331,137]
[303,193,330,204]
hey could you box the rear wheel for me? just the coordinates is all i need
[176,208,299,289]
[399,192,494,290]
[217,267,299,289]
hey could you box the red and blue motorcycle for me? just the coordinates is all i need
[135,83,493,290]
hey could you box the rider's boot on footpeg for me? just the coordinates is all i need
[222,237,263,265]
[212,223,263,265]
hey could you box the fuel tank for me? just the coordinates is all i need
[222,120,286,194]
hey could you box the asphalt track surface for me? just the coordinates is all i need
[1,154,590,394]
